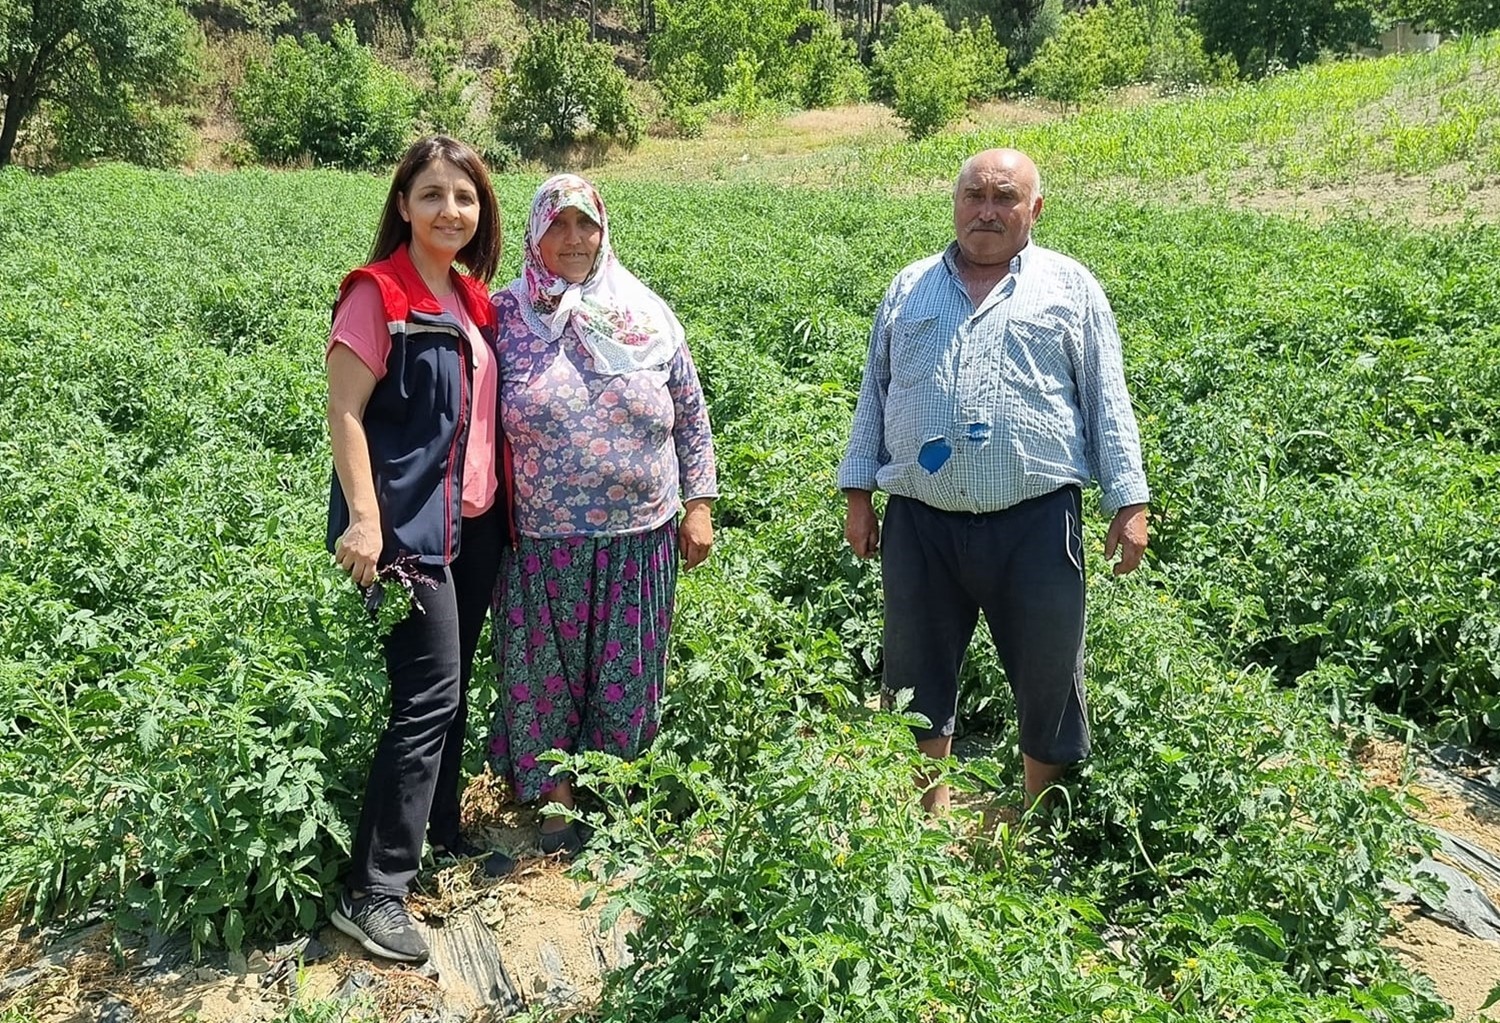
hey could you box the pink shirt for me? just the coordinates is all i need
[328,278,499,518]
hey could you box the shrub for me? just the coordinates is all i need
[955,17,1015,101]
[493,18,642,155]
[1147,18,1238,94]
[1025,11,1111,107]
[1026,0,1227,106]
[893,60,968,140]
[415,38,476,137]
[722,51,765,122]
[648,0,811,104]
[872,4,971,139]
[789,14,869,110]
[44,84,192,169]
[234,23,416,170]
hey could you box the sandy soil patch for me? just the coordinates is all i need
[1359,736,1500,1018]
[1387,909,1500,1022]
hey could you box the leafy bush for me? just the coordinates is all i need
[721,50,766,122]
[789,13,870,110]
[234,22,416,170]
[652,55,712,137]
[1027,0,1227,106]
[872,5,971,139]
[955,17,1015,101]
[648,0,811,104]
[43,83,192,169]
[1140,2,1237,92]
[1026,2,1139,106]
[414,38,476,137]
[493,18,641,155]
[872,4,1012,139]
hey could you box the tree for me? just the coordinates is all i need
[872,4,969,138]
[1190,0,1381,76]
[0,0,193,167]
[1028,1,1230,105]
[235,23,417,169]
[649,0,812,101]
[791,11,869,108]
[495,17,640,153]
[1383,0,1500,31]
[1025,7,1109,105]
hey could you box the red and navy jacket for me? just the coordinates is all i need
[325,244,509,567]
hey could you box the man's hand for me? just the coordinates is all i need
[1103,503,1148,576]
[679,498,714,570]
[844,489,881,559]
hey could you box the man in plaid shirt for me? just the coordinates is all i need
[839,148,1150,812]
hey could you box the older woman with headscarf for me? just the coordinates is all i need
[488,174,718,855]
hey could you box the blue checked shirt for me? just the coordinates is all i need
[838,241,1150,517]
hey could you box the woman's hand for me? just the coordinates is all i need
[679,498,714,571]
[335,516,383,588]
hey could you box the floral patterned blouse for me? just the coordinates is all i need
[493,286,719,538]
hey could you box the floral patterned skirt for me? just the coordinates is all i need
[488,521,678,803]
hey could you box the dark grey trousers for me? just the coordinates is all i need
[880,487,1090,765]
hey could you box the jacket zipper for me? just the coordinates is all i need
[443,324,471,563]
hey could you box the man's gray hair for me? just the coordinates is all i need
[953,152,1044,199]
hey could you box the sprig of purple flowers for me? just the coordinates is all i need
[364,555,440,636]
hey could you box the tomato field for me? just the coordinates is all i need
[3,39,1500,1023]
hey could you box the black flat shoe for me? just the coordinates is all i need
[538,822,587,857]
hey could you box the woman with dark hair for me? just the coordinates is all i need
[325,135,511,964]
[487,173,718,857]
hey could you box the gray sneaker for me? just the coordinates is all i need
[331,890,429,963]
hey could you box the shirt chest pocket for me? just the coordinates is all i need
[888,315,943,387]
[1006,314,1079,396]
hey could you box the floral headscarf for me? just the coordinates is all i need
[515,173,681,375]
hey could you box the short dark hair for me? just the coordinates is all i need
[369,136,502,284]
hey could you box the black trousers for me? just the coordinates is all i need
[347,507,502,897]
[880,487,1090,764]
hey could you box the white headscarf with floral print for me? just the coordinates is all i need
[515,173,682,376]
